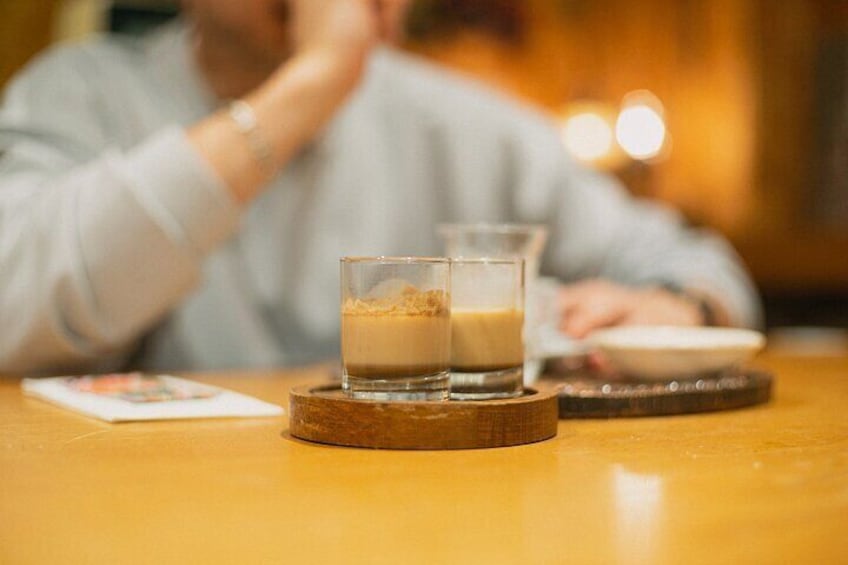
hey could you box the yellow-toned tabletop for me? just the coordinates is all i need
[1,353,846,564]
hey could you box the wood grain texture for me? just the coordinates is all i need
[289,384,559,449]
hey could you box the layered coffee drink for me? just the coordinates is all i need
[446,258,525,399]
[342,285,451,379]
[450,308,524,372]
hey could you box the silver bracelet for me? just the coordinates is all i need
[228,99,276,176]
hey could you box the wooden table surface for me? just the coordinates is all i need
[2,353,847,564]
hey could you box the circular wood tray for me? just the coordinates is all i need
[546,370,773,418]
[289,383,559,450]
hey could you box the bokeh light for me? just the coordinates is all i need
[561,112,614,163]
[615,91,668,161]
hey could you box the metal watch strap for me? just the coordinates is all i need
[658,282,719,327]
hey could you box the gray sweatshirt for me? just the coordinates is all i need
[0,23,761,374]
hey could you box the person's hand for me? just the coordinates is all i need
[558,279,705,339]
[254,0,410,160]
[288,0,409,93]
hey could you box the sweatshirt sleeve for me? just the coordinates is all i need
[513,125,763,329]
[544,159,763,328]
[0,50,241,374]
[498,111,763,329]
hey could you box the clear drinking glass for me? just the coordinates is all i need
[450,258,525,400]
[437,223,549,382]
[340,257,451,401]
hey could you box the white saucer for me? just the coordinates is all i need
[588,326,766,380]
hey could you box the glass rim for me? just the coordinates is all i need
[436,222,548,235]
[448,257,525,266]
[340,256,450,264]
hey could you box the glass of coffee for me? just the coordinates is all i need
[449,258,525,400]
[340,257,451,401]
[437,223,548,382]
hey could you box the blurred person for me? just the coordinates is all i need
[0,0,761,374]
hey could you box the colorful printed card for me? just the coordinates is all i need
[22,372,284,422]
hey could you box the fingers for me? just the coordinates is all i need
[620,288,703,327]
[558,280,706,338]
[558,279,633,338]
[561,299,628,339]
[374,0,410,43]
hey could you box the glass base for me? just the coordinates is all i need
[523,358,543,384]
[342,371,450,401]
[449,366,524,400]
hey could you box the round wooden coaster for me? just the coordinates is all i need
[289,384,559,450]
[547,370,773,418]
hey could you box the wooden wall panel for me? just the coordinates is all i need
[0,1,57,87]
[410,0,848,291]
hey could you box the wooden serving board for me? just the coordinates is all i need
[546,370,773,419]
[289,384,559,450]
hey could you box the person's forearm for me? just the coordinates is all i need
[188,51,363,203]
[547,160,762,329]
[188,0,381,204]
